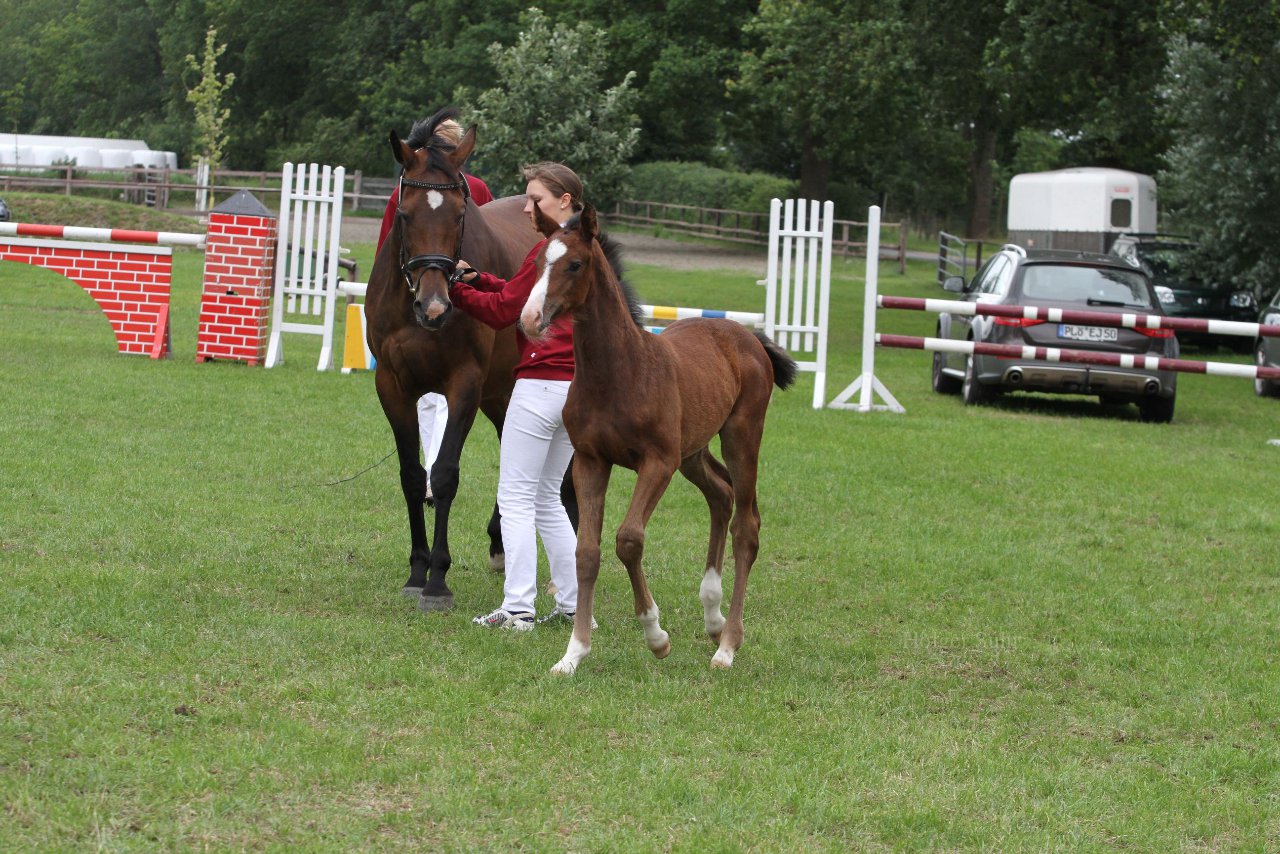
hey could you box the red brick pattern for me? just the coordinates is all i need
[195,212,278,365]
[0,237,172,357]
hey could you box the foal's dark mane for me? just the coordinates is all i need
[564,212,644,328]
[405,107,463,173]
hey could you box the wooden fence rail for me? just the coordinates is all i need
[610,199,906,271]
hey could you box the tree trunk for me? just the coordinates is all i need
[965,121,998,239]
[799,136,831,201]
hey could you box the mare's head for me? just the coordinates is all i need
[389,108,475,329]
[521,202,641,339]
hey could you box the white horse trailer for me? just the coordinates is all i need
[1007,167,1156,253]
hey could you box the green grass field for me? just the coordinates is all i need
[2,205,1278,850]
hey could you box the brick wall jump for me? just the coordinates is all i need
[0,236,172,358]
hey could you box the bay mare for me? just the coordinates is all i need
[364,108,548,611]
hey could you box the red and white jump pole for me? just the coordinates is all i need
[0,221,205,248]
[875,336,1280,382]
[877,295,1280,341]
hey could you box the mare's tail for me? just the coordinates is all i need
[752,331,799,390]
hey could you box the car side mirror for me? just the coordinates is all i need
[942,275,966,293]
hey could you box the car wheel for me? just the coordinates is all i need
[931,350,961,394]
[1137,393,1176,423]
[1254,341,1278,397]
[961,354,993,406]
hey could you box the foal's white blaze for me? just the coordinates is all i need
[426,189,444,210]
[521,238,566,335]
[551,634,590,676]
[700,567,726,636]
[638,603,670,655]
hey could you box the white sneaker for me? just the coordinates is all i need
[536,606,597,629]
[472,608,534,631]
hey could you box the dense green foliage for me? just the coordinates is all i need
[463,8,639,208]
[1,1,1278,287]
[627,161,796,213]
[3,210,1278,847]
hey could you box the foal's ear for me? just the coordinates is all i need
[388,131,412,167]
[578,203,599,241]
[532,203,559,238]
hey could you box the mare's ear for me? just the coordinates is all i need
[388,131,412,167]
[453,125,477,166]
[579,203,599,241]
[533,203,559,238]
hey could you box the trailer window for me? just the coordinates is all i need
[1110,198,1132,229]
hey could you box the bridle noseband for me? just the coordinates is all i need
[397,171,471,295]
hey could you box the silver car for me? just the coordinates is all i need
[932,245,1179,422]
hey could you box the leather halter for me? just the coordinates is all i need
[397,170,472,295]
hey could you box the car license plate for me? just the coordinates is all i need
[1058,324,1118,343]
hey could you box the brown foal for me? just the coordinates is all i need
[520,204,798,673]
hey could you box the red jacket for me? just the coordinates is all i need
[376,173,494,252]
[450,240,576,382]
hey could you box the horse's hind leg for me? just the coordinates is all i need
[678,448,733,642]
[616,460,678,660]
[478,394,508,572]
[712,413,766,669]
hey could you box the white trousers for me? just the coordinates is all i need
[417,393,448,472]
[498,379,577,615]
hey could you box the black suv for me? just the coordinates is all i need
[1110,234,1256,352]
[933,245,1178,422]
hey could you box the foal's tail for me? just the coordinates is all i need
[753,331,799,390]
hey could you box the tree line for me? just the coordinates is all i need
[1,1,1277,292]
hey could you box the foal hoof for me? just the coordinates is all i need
[710,648,735,669]
[417,593,454,613]
[489,552,505,574]
[650,632,672,660]
[401,586,424,599]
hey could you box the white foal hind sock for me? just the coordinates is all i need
[638,604,668,651]
[700,567,726,633]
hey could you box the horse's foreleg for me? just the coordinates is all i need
[418,384,483,612]
[551,455,610,676]
[678,449,734,642]
[712,420,765,669]
[616,460,678,660]
[375,370,430,597]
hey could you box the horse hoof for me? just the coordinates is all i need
[550,658,577,676]
[417,594,454,613]
[707,630,722,644]
[710,649,735,669]
[401,586,424,598]
[651,638,672,659]
[489,553,505,573]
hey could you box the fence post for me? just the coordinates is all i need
[899,220,907,275]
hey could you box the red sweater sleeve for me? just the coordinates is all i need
[450,242,544,329]
[466,174,494,206]
[377,187,398,253]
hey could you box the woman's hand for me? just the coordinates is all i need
[451,260,481,287]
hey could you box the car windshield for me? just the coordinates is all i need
[1136,245,1212,291]
[1020,265,1154,308]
